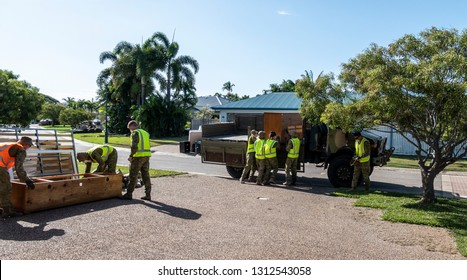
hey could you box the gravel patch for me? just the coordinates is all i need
[0,174,464,260]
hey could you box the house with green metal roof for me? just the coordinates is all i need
[211,92,302,132]
[212,92,301,119]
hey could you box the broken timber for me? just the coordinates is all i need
[10,173,123,214]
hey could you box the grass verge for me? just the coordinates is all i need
[73,132,186,148]
[331,190,467,257]
[77,162,185,177]
[388,155,467,172]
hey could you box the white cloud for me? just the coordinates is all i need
[277,10,293,16]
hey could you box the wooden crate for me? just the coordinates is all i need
[10,173,123,214]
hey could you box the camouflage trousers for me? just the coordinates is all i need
[265,157,278,183]
[351,161,371,190]
[285,157,298,185]
[241,152,257,180]
[256,158,267,184]
[0,167,13,212]
[126,157,152,196]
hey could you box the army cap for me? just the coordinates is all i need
[19,136,34,147]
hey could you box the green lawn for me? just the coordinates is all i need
[388,155,467,172]
[73,132,186,148]
[332,190,467,257]
[77,162,185,177]
[42,125,187,147]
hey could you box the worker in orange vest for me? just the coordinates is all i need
[0,136,36,217]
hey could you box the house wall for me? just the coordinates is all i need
[367,126,466,158]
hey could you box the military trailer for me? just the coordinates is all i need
[201,113,394,188]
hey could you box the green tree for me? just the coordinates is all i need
[264,79,296,93]
[0,69,44,127]
[303,27,467,204]
[222,81,235,93]
[98,38,161,133]
[296,71,346,125]
[214,92,249,101]
[59,108,91,127]
[97,31,199,136]
[40,103,66,126]
[62,97,77,109]
[194,106,214,123]
[151,32,199,103]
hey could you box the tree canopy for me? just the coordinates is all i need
[298,27,467,203]
[0,69,44,127]
[97,31,198,136]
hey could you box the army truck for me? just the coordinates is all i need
[201,112,394,188]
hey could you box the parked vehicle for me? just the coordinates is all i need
[39,119,52,125]
[201,113,394,188]
[73,120,103,133]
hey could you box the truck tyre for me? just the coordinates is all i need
[226,166,243,179]
[327,156,353,188]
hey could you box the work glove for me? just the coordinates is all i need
[25,179,36,190]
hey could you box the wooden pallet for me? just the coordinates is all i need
[10,173,123,214]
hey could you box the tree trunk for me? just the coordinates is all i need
[420,169,438,204]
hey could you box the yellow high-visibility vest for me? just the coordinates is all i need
[247,136,255,153]
[265,139,277,158]
[355,137,370,163]
[87,145,114,162]
[254,139,266,159]
[132,129,152,157]
[287,138,300,159]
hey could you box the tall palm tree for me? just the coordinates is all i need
[222,81,235,93]
[150,32,199,103]
[62,97,77,109]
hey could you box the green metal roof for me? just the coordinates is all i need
[211,92,301,111]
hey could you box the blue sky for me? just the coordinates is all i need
[1,0,467,102]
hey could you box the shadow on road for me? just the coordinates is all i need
[0,221,65,241]
[140,200,202,220]
[218,173,438,198]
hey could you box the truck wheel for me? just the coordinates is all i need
[226,166,243,179]
[328,156,353,188]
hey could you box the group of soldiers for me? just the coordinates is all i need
[0,120,152,218]
[239,129,301,187]
[1,121,372,218]
[238,128,371,191]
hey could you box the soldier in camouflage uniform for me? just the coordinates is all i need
[77,144,118,174]
[283,131,301,187]
[264,131,280,185]
[120,120,152,200]
[351,131,371,191]
[240,130,258,183]
[0,137,36,218]
[254,131,267,185]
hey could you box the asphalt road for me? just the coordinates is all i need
[74,139,441,197]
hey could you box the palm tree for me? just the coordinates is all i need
[62,97,77,109]
[150,32,199,103]
[222,81,235,93]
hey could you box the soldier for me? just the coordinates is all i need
[264,131,280,185]
[120,120,152,200]
[350,131,371,191]
[240,130,258,183]
[254,131,267,185]
[77,144,118,174]
[0,136,36,218]
[283,131,301,187]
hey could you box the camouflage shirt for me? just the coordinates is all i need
[8,145,30,182]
